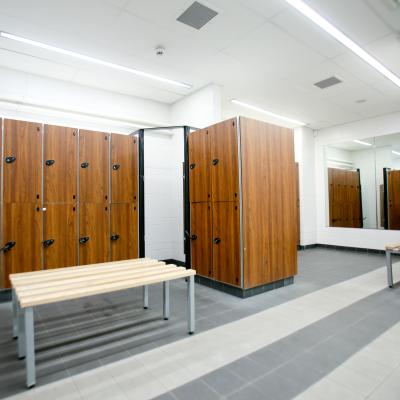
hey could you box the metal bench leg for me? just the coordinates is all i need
[187,275,195,334]
[387,250,394,288]
[24,307,35,388]
[163,281,170,320]
[12,289,18,339]
[143,285,149,309]
[17,303,25,359]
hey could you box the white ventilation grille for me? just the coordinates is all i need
[177,2,218,30]
[314,76,343,89]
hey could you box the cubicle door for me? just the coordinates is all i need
[209,118,239,202]
[79,203,109,265]
[212,201,240,286]
[110,203,138,261]
[388,170,400,230]
[43,204,78,269]
[2,204,42,287]
[347,170,362,228]
[188,129,211,202]
[111,134,138,203]
[3,119,42,203]
[44,125,78,204]
[190,202,212,277]
[79,130,109,203]
[328,168,346,227]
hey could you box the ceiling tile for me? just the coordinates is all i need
[365,0,400,31]
[366,33,400,76]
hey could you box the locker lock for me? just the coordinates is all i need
[110,234,120,241]
[112,164,120,170]
[213,237,221,244]
[80,161,89,169]
[190,234,197,241]
[212,159,219,166]
[5,156,16,164]
[0,241,16,253]
[42,239,55,248]
[45,160,55,166]
[189,163,196,170]
[79,236,89,244]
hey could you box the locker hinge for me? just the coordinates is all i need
[0,241,16,253]
[42,239,55,248]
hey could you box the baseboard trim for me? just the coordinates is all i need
[298,243,385,254]
[0,289,11,303]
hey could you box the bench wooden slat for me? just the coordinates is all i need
[16,265,184,295]
[18,269,196,308]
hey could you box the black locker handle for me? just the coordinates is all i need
[112,164,120,170]
[213,237,221,244]
[42,239,55,248]
[190,234,197,241]
[110,234,120,241]
[0,241,16,253]
[189,163,196,170]
[45,160,55,166]
[81,161,89,169]
[212,159,219,166]
[79,236,89,244]
[5,156,16,164]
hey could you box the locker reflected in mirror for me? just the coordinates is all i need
[326,132,400,230]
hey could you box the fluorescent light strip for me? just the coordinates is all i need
[353,139,372,146]
[392,150,400,156]
[285,0,400,88]
[231,99,306,126]
[0,31,191,89]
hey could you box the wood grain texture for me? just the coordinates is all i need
[110,203,138,261]
[296,162,300,245]
[240,117,297,288]
[2,203,42,288]
[79,130,109,203]
[188,129,211,202]
[212,201,240,287]
[43,204,77,269]
[3,119,42,203]
[79,203,110,265]
[111,134,138,203]
[44,125,77,203]
[190,202,212,277]
[388,170,400,230]
[209,118,239,202]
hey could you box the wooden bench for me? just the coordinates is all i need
[10,258,196,388]
[386,244,400,287]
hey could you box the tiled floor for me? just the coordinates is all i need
[0,249,399,399]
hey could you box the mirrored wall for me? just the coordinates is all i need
[325,132,400,230]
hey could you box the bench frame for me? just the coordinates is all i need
[11,263,195,389]
[386,244,400,288]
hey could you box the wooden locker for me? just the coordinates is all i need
[190,202,212,277]
[188,129,211,202]
[111,134,138,203]
[79,130,109,203]
[43,204,77,269]
[209,118,239,202]
[388,170,400,230]
[329,168,346,227]
[3,119,42,203]
[79,203,109,265]
[44,125,78,203]
[346,170,362,228]
[110,203,138,261]
[212,202,240,286]
[2,204,42,288]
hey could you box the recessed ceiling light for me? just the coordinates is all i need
[353,139,372,146]
[0,31,192,89]
[231,99,306,126]
[285,0,400,88]
[392,150,400,156]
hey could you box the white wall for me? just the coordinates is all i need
[315,111,400,250]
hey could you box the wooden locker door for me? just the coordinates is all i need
[3,119,42,203]
[209,119,239,202]
[43,204,77,269]
[212,202,240,286]
[329,168,346,227]
[190,202,212,277]
[110,203,138,261]
[188,129,211,202]
[79,203,109,265]
[44,125,78,203]
[111,134,138,203]
[388,170,400,230]
[79,130,109,203]
[346,170,362,228]
[2,204,42,288]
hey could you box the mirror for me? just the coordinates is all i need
[325,133,400,230]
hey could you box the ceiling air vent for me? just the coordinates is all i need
[314,76,343,89]
[177,1,218,30]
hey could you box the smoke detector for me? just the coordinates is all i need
[155,46,165,57]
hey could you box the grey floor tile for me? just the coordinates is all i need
[202,367,246,396]
[172,380,221,400]
[226,384,272,400]
[152,393,177,400]
[227,356,268,382]
[248,347,290,372]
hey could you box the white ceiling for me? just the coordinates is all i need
[0,0,399,128]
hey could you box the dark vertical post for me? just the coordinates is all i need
[357,168,363,228]
[138,129,145,257]
[183,126,191,269]
[383,167,389,230]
